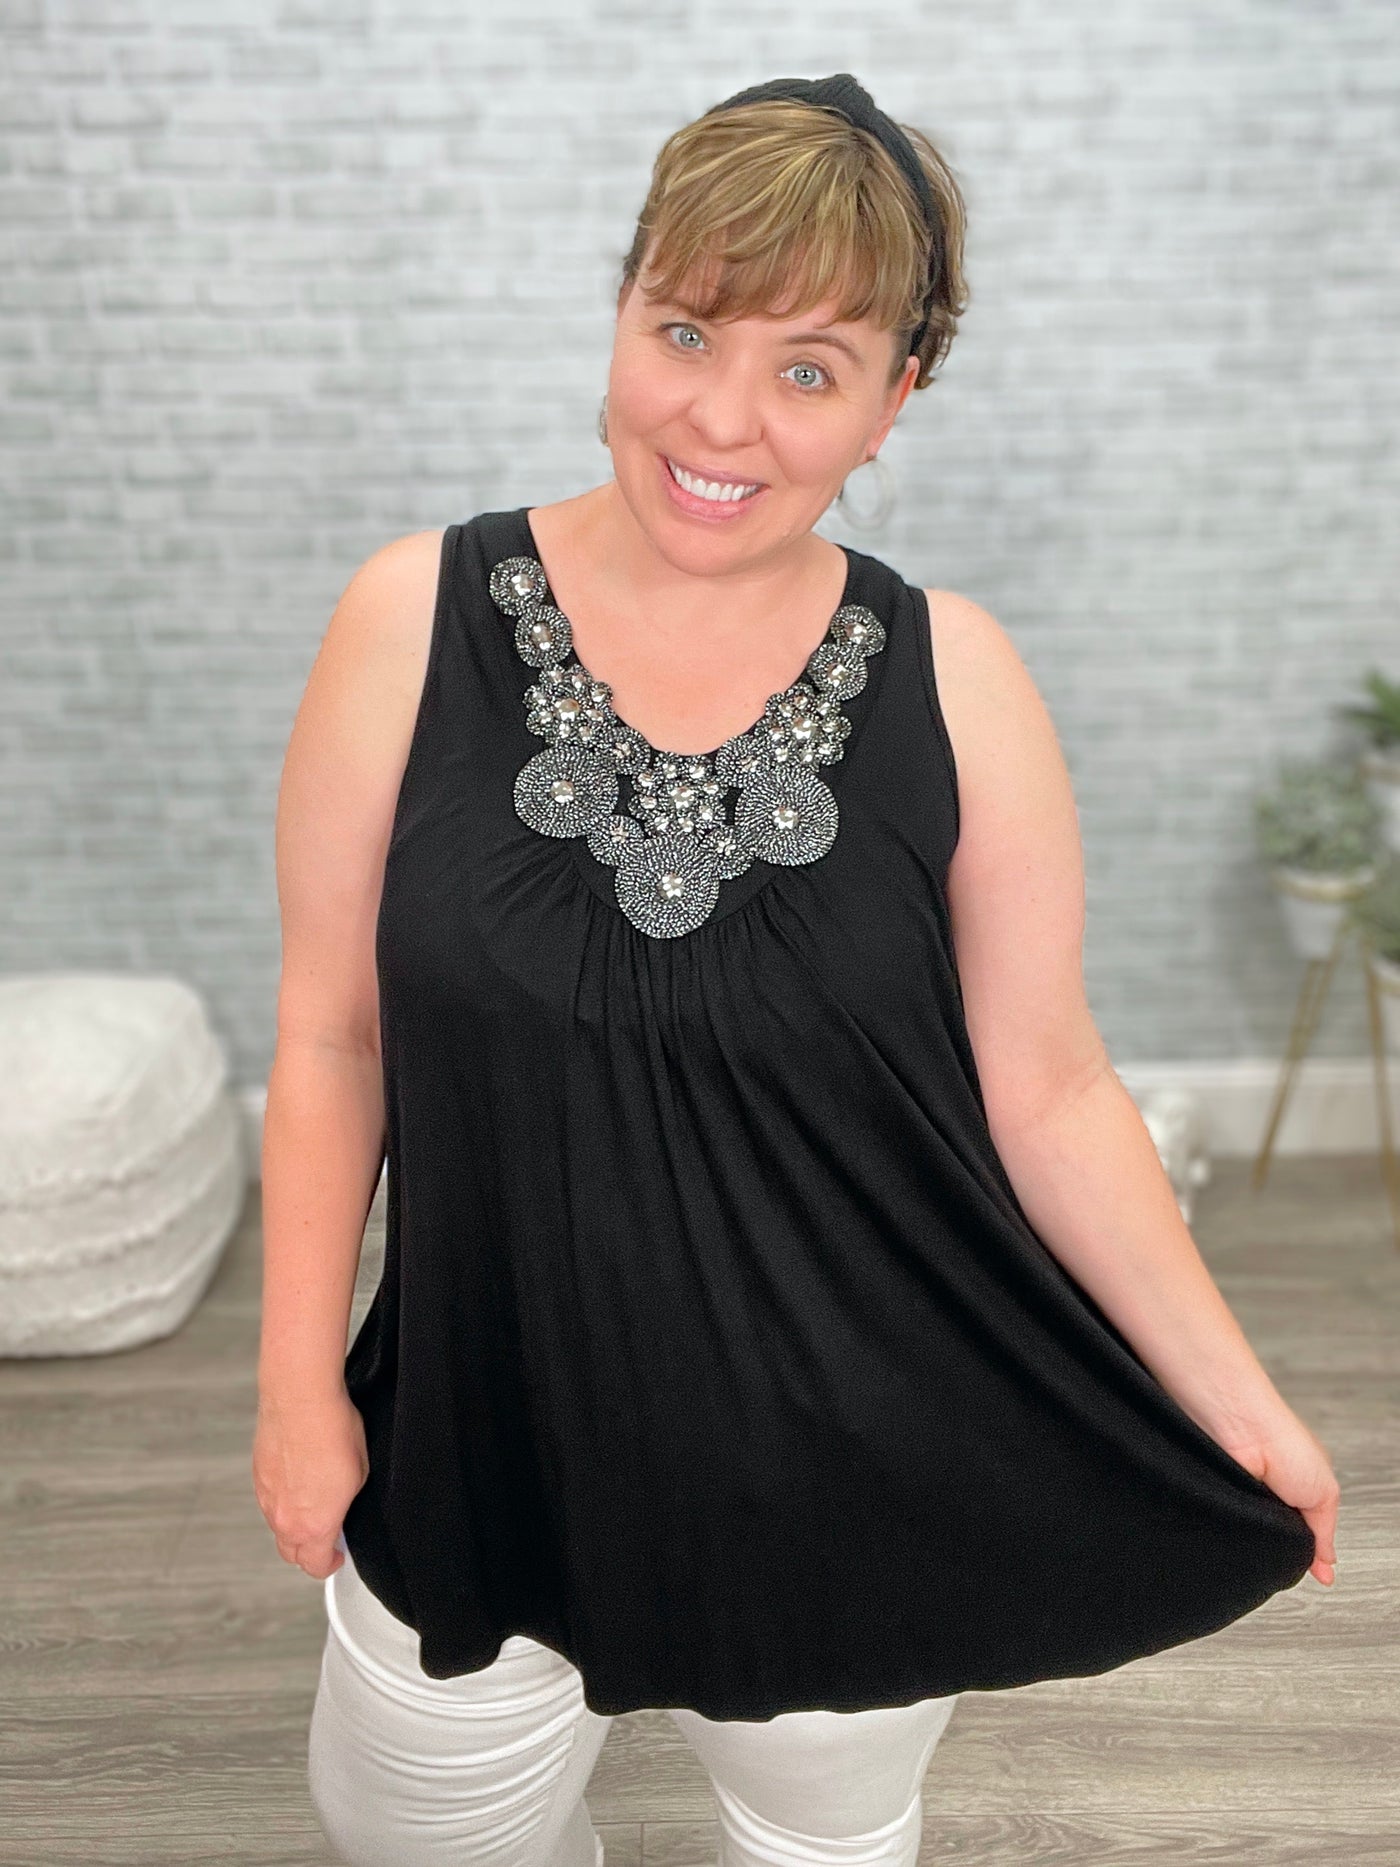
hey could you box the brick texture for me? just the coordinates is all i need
[2,3,1397,1089]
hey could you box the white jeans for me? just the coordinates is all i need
[308,1543,960,1867]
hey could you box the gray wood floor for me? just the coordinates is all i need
[3,1155,1395,1866]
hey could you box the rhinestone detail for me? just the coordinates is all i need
[491,547,885,939]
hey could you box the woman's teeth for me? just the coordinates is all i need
[666,458,762,503]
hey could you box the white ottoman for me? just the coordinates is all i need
[0,973,247,1357]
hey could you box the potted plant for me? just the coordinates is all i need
[1254,757,1381,961]
[1345,854,1400,1056]
[1337,668,1400,854]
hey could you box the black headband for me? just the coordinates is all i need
[705,72,937,362]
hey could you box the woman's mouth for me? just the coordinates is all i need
[659,453,767,518]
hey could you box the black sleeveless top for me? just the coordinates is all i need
[341,506,1314,1720]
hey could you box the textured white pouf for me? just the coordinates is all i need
[0,973,247,1357]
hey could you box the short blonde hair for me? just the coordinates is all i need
[617,97,970,394]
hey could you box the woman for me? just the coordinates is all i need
[255,73,1339,1867]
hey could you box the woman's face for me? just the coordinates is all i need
[607,257,919,570]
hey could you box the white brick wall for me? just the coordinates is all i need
[3,2,1397,1089]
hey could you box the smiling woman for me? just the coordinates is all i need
[265,71,1330,1867]
[593,81,968,564]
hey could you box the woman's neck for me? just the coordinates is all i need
[533,479,845,649]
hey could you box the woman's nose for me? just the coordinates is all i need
[683,378,766,449]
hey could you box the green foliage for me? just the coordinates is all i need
[1253,757,1382,874]
[1336,668,1400,751]
[1345,854,1400,964]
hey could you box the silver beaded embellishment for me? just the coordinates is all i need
[489,551,886,940]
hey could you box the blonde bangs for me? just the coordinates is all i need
[618,99,969,391]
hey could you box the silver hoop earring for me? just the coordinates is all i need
[597,393,608,446]
[836,454,896,531]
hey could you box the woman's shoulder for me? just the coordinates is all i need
[311,525,452,769]
[920,586,1041,703]
[345,526,451,601]
[350,527,453,649]
[919,585,1003,713]
[919,586,1063,799]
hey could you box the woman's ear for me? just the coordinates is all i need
[869,353,919,454]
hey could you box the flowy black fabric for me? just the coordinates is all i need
[341,506,1315,1720]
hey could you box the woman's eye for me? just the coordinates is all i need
[659,323,829,390]
[783,360,830,391]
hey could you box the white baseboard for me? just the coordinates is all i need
[1114,1058,1399,1159]
[234,1056,1400,1185]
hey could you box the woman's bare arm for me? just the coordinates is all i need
[929,590,1338,1583]
[932,590,1273,1409]
[258,528,446,1407]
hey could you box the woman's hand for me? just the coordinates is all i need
[1211,1406,1340,1587]
[252,1385,368,1580]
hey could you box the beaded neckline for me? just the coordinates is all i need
[488,512,887,940]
